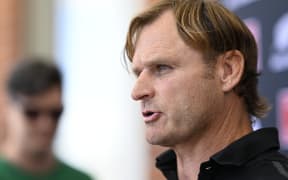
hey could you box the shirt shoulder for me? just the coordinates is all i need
[56,161,93,180]
[0,157,29,180]
[244,150,288,179]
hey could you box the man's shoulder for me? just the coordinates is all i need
[245,150,288,179]
[56,160,93,180]
[210,151,288,180]
[210,128,288,179]
[0,156,16,174]
[0,158,10,178]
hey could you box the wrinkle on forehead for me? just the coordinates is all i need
[132,10,189,68]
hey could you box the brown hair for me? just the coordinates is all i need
[124,0,270,118]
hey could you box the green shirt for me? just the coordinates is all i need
[0,157,93,180]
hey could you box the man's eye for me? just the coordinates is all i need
[156,64,172,74]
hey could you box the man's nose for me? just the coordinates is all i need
[36,114,57,130]
[131,71,154,101]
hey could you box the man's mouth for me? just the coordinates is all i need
[142,110,161,123]
[143,111,154,117]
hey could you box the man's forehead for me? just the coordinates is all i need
[132,12,180,59]
[12,92,62,107]
[136,11,176,43]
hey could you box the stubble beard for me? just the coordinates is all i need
[145,107,212,148]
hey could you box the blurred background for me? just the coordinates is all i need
[0,0,287,180]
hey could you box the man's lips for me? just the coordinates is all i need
[142,111,161,123]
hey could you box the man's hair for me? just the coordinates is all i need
[7,57,62,100]
[124,0,270,118]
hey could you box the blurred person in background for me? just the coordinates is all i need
[0,58,92,180]
[124,0,288,179]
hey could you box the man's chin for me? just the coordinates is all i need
[146,135,173,147]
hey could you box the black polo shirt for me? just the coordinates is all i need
[156,128,288,180]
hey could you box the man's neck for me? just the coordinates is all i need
[173,96,253,180]
[1,142,56,174]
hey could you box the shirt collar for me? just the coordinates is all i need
[156,149,177,170]
[211,127,279,166]
[156,149,177,179]
[156,128,280,176]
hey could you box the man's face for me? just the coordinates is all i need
[131,10,224,147]
[6,86,63,155]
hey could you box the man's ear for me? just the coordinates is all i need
[216,50,244,92]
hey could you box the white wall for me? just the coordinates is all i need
[54,0,148,180]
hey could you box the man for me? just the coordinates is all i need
[0,58,92,180]
[124,0,288,179]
